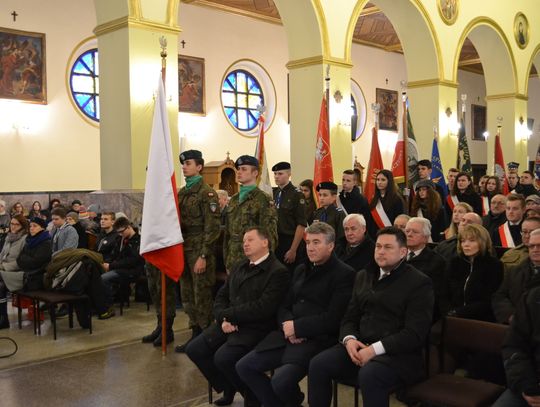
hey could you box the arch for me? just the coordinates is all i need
[524,42,540,96]
[453,17,518,96]
[345,0,442,81]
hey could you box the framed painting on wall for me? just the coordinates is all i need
[375,88,398,131]
[0,27,46,104]
[178,54,205,115]
[471,104,487,141]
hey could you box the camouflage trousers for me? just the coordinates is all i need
[180,250,216,329]
[146,263,177,319]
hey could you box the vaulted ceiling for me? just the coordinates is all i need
[183,0,537,76]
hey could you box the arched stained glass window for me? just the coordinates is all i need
[222,70,264,131]
[70,49,99,122]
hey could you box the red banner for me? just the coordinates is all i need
[364,127,384,203]
[494,132,509,195]
[313,95,333,205]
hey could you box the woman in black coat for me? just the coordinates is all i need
[452,172,483,216]
[411,180,447,242]
[16,217,52,290]
[368,169,405,236]
[447,223,503,322]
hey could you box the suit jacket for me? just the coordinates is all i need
[334,236,375,272]
[491,221,523,248]
[407,246,447,319]
[203,252,289,350]
[255,253,355,367]
[340,261,434,385]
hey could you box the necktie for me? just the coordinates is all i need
[408,251,415,261]
[320,209,327,222]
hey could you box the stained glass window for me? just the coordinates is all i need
[70,49,99,122]
[222,70,264,131]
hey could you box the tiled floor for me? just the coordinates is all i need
[0,302,406,407]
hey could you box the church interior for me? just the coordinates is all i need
[1,0,540,406]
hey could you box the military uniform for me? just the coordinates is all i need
[312,205,345,240]
[224,188,278,271]
[178,179,221,330]
[273,182,307,267]
[146,263,176,319]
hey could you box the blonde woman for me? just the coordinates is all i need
[444,202,473,240]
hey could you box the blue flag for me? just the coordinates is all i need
[431,137,447,199]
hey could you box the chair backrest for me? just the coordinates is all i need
[443,316,508,354]
[86,232,97,251]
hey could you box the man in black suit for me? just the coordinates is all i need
[236,222,355,407]
[185,227,289,406]
[491,194,525,248]
[482,194,507,236]
[334,213,375,271]
[405,217,446,320]
[308,227,434,407]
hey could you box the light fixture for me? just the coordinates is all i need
[445,107,452,118]
[333,90,343,104]
[483,131,489,140]
[519,116,525,126]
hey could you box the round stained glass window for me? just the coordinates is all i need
[221,69,264,131]
[70,49,99,122]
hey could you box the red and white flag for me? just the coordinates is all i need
[313,94,333,205]
[255,114,273,196]
[364,126,384,203]
[140,77,184,282]
[494,131,509,195]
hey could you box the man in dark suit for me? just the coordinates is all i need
[491,194,525,248]
[308,227,434,407]
[482,194,507,236]
[185,227,289,406]
[236,222,355,407]
[334,213,375,271]
[405,217,446,320]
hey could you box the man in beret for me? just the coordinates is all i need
[272,161,307,270]
[312,182,345,240]
[150,149,221,353]
[223,155,278,273]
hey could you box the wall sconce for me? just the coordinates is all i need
[519,116,525,126]
[333,90,343,104]
[445,107,452,118]
[483,131,489,140]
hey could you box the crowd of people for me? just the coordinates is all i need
[1,152,540,407]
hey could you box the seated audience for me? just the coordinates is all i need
[393,214,410,231]
[236,222,354,407]
[185,228,289,406]
[10,202,25,217]
[493,228,540,324]
[312,182,345,240]
[525,194,540,212]
[308,227,434,407]
[448,224,504,321]
[95,212,119,263]
[514,170,538,197]
[339,170,370,221]
[334,214,374,271]
[491,193,525,248]
[16,217,52,290]
[508,171,520,192]
[410,180,447,242]
[0,200,10,245]
[405,217,446,320]
[28,201,47,220]
[71,200,82,213]
[482,194,507,236]
[50,207,79,256]
[78,206,99,234]
[480,176,502,216]
[436,210,481,261]
[100,217,145,317]
[299,179,317,225]
[493,282,540,407]
[368,169,405,237]
[0,215,28,329]
[452,172,482,216]
[66,212,89,249]
[444,201,473,240]
[500,216,540,268]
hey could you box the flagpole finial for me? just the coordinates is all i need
[497,116,503,128]
[460,94,467,113]
[159,36,167,58]
[371,103,380,125]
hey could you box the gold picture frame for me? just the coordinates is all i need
[0,27,46,104]
[514,12,529,49]
[178,54,205,115]
[437,0,459,25]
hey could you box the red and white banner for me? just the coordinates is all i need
[498,222,516,248]
[140,77,184,282]
[364,127,384,203]
[446,194,459,211]
[313,95,333,206]
[255,115,273,196]
[371,201,392,229]
[495,132,509,195]
[481,196,489,216]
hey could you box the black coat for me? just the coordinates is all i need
[491,221,523,248]
[433,236,457,262]
[255,253,354,367]
[17,232,52,272]
[367,195,405,237]
[407,246,447,320]
[448,253,504,322]
[340,261,434,384]
[109,233,145,274]
[503,284,540,396]
[482,211,507,237]
[339,187,371,221]
[334,236,375,272]
[96,229,120,263]
[455,191,483,216]
[203,253,289,350]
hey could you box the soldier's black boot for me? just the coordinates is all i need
[142,316,160,343]
[153,317,175,347]
[174,325,202,353]
[0,302,9,329]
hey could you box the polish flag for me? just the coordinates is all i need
[494,132,509,195]
[364,126,384,203]
[313,94,333,205]
[140,77,184,282]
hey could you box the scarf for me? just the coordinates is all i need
[6,231,26,243]
[239,185,257,203]
[185,175,202,190]
[26,230,51,249]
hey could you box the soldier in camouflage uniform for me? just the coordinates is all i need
[142,263,177,346]
[224,155,278,271]
[312,182,346,240]
[174,150,221,353]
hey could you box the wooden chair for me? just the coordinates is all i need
[404,316,508,407]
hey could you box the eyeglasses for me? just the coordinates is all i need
[521,230,534,236]
[10,222,20,226]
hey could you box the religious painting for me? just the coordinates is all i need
[471,104,487,141]
[178,54,205,115]
[438,0,459,25]
[514,13,529,49]
[375,88,398,132]
[0,27,46,104]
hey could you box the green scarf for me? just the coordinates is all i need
[185,175,202,190]
[239,185,257,203]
